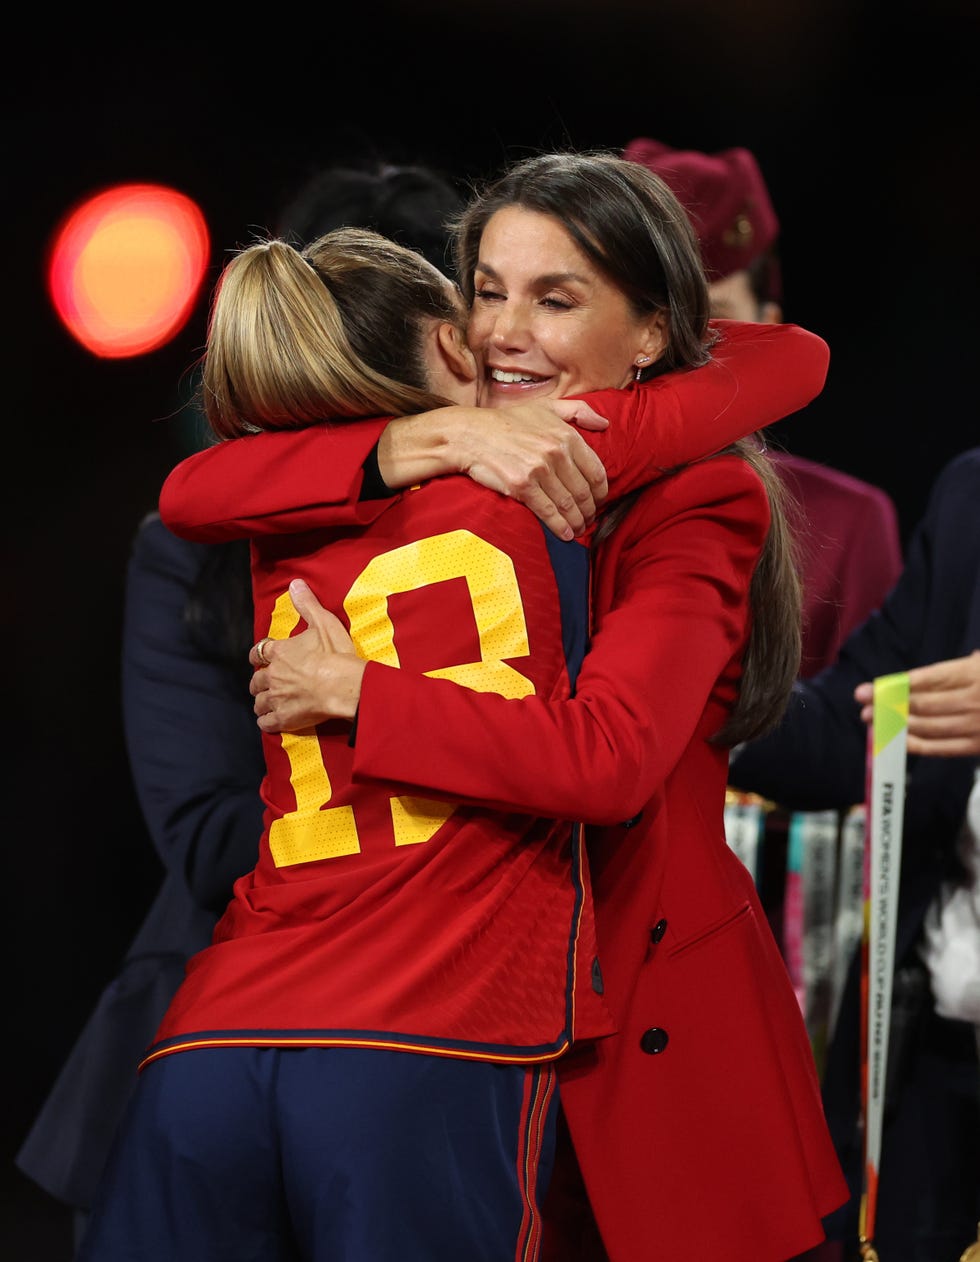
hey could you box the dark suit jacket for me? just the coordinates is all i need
[729,446,980,1257]
[15,514,265,1208]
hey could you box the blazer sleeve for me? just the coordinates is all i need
[156,322,828,543]
[351,457,768,823]
[122,513,266,912]
[581,319,829,497]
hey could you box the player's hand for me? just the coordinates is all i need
[854,649,980,757]
[249,579,365,733]
[377,401,609,542]
[457,399,609,542]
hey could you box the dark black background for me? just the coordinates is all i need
[7,3,978,1256]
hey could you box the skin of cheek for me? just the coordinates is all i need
[466,310,643,402]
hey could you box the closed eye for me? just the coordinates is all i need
[541,295,573,311]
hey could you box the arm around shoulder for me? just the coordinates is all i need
[158,419,391,542]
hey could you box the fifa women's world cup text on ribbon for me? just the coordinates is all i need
[858,672,909,1262]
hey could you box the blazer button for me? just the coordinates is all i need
[649,918,667,944]
[640,1027,669,1055]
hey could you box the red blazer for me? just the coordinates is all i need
[351,456,848,1259]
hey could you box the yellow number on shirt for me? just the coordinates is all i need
[269,531,534,866]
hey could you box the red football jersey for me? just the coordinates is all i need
[148,475,615,1067]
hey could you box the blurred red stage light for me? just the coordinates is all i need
[48,183,210,358]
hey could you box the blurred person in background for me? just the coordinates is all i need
[623,137,904,678]
[729,447,980,1261]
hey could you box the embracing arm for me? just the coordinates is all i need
[159,417,392,543]
[123,514,266,911]
[392,319,830,513]
[159,407,608,545]
[251,458,768,823]
[580,318,829,497]
[159,320,827,546]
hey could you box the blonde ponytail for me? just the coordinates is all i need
[202,229,463,440]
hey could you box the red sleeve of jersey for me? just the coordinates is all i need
[158,418,391,542]
[350,456,768,823]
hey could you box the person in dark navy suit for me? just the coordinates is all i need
[729,447,980,1261]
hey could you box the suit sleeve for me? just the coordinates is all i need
[352,458,768,823]
[157,323,827,543]
[729,450,980,809]
[122,513,266,911]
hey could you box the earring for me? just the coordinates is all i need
[634,353,651,382]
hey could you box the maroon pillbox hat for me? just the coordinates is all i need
[622,137,780,284]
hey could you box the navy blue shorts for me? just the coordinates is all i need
[76,1046,559,1261]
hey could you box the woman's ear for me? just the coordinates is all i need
[638,310,669,366]
[423,320,479,405]
[436,321,477,383]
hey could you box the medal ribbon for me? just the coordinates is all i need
[858,672,909,1261]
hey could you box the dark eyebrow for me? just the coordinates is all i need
[475,261,591,288]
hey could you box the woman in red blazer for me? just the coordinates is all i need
[167,152,848,1259]
[260,458,846,1261]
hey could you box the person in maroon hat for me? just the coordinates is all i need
[622,138,906,1262]
[623,138,903,679]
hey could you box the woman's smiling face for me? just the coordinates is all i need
[467,205,665,406]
